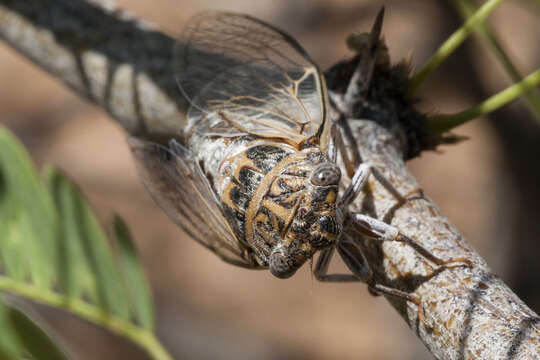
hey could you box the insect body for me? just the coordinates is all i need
[216,143,342,278]
[130,11,343,278]
[129,11,470,323]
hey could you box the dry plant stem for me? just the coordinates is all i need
[0,0,538,359]
[342,120,539,360]
[0,0,189,143]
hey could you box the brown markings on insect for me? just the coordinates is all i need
[244,150,311,262]
[216,142,342,277]
[218,145,291,249]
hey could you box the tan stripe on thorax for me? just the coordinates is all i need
[245,151,308,248]
[220,152,258,212]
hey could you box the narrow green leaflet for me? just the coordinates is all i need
[0,299,24,358]
[46,168,131,320]
[0,299,68,359]
[114,216,155,331]
[0,128,57,289]
[5,301,68,360]
[0,126,169,360]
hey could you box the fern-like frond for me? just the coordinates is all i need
[0,126,169,360]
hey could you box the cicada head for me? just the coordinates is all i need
[269,162,343,278]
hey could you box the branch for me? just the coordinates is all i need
[339,119,539,359]
[0,1,538,359]
[0,0,188,143]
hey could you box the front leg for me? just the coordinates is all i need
[313,233,431,326]
[330,116,418,207]
[343,213,473,327]
[350,212,472,268]
[338,159,424,209]
[313,243,365,282]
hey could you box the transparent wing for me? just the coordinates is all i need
[174,11,329,146]
[128,137,259,269]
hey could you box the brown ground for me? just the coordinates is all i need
[1,1,539,359]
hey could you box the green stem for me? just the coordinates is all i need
[450,0,540,123]
[427,68,540,135]
[0,277,172,360]
[408,0,504,96]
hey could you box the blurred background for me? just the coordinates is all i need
[1,0,539,359]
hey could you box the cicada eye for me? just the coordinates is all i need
[311,163,341,186]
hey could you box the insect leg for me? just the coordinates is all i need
[338,159,424,209]
[337,162,371,208]
[367,282,428,327]
[370,166,426,204]
[334,118,359,178]
[327,123,339,163]
[314,233,431,326]
[349,213,472,328]
[335,125,409,207]
[349,212,473,268]
[313,243,367,282]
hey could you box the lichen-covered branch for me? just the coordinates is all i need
[340,119,539,359]
[0,1,538,359]
[0,0,188,143]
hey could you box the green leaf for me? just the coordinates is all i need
[0,299,24,358]
[0,126,170,360]
[114,216,155,331]
[0,129,57,289]
[7,302,68,360]
[46,168,130,320]
[0,299,67,359]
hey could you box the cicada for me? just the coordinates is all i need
[131,11,344,278]
[129,11,469,321]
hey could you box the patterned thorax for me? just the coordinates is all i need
[189,130,342,278]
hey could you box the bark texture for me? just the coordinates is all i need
[342,120,540,359]
[0,0,538,359]
[0,0,188,142]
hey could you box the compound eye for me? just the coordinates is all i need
[311,163,341,186]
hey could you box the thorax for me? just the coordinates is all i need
[187,130,327,266]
